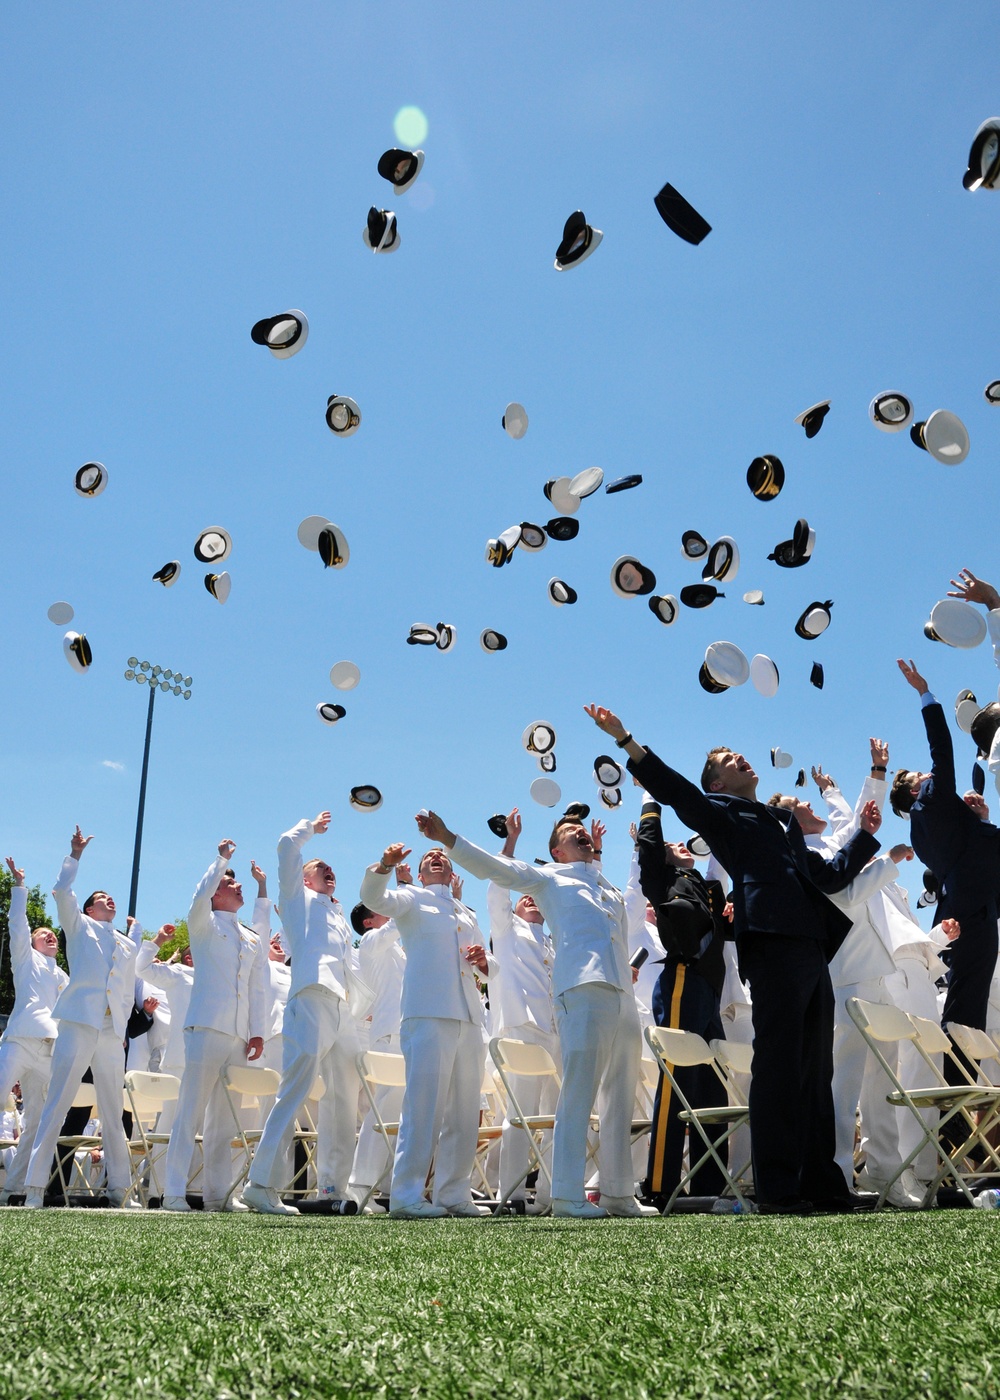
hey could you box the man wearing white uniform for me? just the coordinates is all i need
[24,827,141,1209]
[485,810,559,1214]
[416,808,648,1219]
[349,899,405,1208]
[162,840,266,1212]
[359,840,493,1218]
[0,858,69,1204]
[245,813,362,1216]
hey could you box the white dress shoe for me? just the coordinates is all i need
[388,1200,448,1219]
[856,1166,925,1210]
[106,1188,143,1210]
[445,1202,490,1217]
[161,1195,192,1213]
[204,1196,250,1213]
[23,1188,46,1210]
[243,1183,300,1216]
[551,1198,608,1219]
[600,1194,660,1217]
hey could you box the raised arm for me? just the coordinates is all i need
[806,802,881,893]
[4,858,31,965]
[277,813,328,911]
[189,840,235,936]
[359,842,418,918]
[948,570,1000,672]
[51,826,93,939]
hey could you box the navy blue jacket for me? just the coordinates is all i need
[909,701,1000,926]
[629,749,880,961]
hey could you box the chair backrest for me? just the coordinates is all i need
[712,1038,753,1077]
[638,1057,661,1089]
[847,997,918,1044]
[308,1076,325,1099]
[909,1014,953,1056]
[125,1070,181,1104]
[223,1065,280,1098]
[491,1037,558,1078]
[646,1025,714,1068]
[947,1023,995,1064]
[70,1082,96,1110]
[359,1050,407,1089]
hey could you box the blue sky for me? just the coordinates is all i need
[2,2,997,931]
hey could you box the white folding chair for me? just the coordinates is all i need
[354,1050,407,1211]
[910,1018,1000,1180]
[645,1025,752,1212]
[219,1064,280,1206]
[50,1081,102,1201]
[124,1070,181,1205]
[846,998,994,1207]
[709,1038,754,1191]
[283,1076,324,1200]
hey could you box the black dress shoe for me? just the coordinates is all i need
[813,1192,870,1214]
[758,1197,814,1216]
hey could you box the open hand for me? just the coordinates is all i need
[860,800,882,836]
[584,704,627,741]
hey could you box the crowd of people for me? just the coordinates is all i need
[3,574,1000,1219]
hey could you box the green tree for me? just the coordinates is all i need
[0,865,66,1019]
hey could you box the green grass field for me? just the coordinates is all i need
[2,1212,1000,1399]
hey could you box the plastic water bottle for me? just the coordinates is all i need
[711,1197,758,1215]
[973,1189,1000,1210]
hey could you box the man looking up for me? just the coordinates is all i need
[414,808,648,1219]
[584,706,882,1215]
[24,827,141,1209]
[244,812,362,1216]
[0,858,68,1204]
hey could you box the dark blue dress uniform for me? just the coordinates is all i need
[635,800,728,1203]
[628,749,879,1209]
[907,699,1000,1074]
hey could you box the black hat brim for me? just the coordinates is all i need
[653,183,711,245]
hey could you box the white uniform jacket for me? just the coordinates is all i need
[276,819,354,1004]
[358,870,492,1026]
[4,885,68,1038]
[485,882,556,1035]
[184,855,266,1042]
[134,941,194,1073]
[827,855,899,987]
[357,921,405,1044]
[449,837,633,999]
[51,857,140,1039]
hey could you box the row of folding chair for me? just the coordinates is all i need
[848,998,1000,1208]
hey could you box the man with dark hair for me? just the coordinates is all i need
[359,841,493,1218]
[896,659,1000,1046]
[24,827,142,1209]
[585,705,882,1214]
[0,857,68,1204]
[162,839,266,1212]
[631,797,730,1206]
[413,808,649,1219]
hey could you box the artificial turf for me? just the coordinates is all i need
[1,1212,999,1399]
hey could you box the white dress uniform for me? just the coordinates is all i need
[350,920,405,1200]
[25,857,141,1196]
[358,867,490,1212]
[486,880,560,1207]
[249,820,363,1198]
[162,855,266,1206]
[448,837,641,1205]
[134,943,194,1078]
[0,885,69,1197]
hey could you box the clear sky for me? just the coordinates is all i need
[2,2,998,933]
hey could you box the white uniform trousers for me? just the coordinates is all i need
[0,1036,55,1194]
[552,983,641,1202]
[881,961,942,1181]
[832,977,888,1185]
[721,1004,754,1186]
[250,986,359,1193]
[163,1028,246,1204]
[497,1023,560,1205]
[350,1033,402,1199]
[25,1019,131,1192]
[390,1016,485,1211]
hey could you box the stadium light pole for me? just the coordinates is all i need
[124,658,193,918]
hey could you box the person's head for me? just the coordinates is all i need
[82,890,115,922]
[548,820,595,864]
[701,747,757,798]
[350,902,389,936]
[964,790,991,822]
[180,945,193,968]
[210,868,244,912]
[30,927,59,958]
[889,769,927,818]
[663,840,696,869]
[303,858,336,897]
[767,793,827,836]
[418,848,453,886]
[268,936,286,963]
[514,894,544,924]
